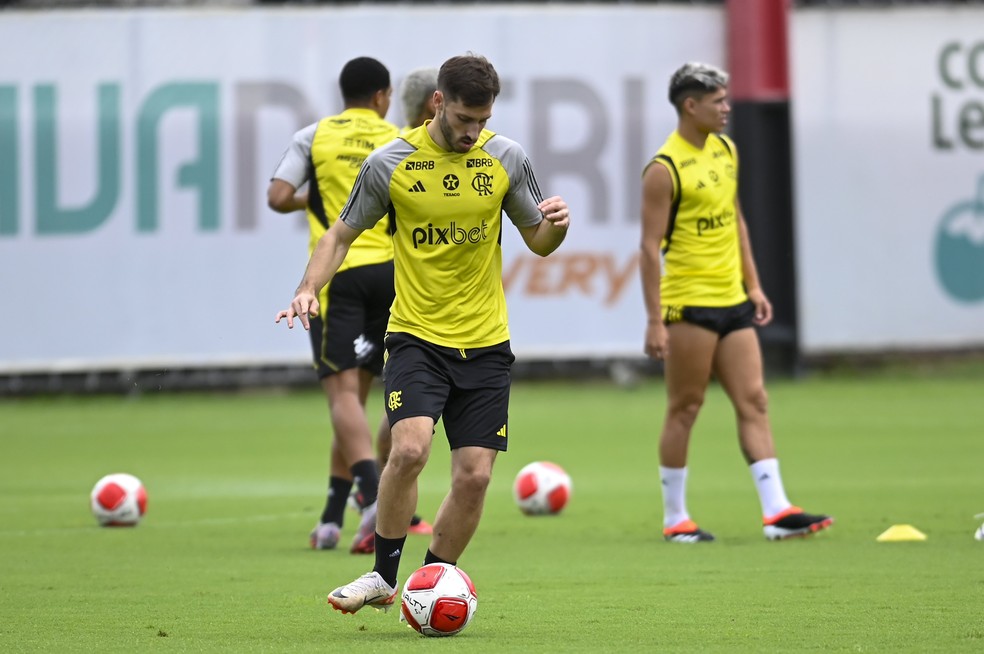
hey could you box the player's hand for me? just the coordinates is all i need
[747,288,773,326]
[538,196,570,229]
[274,291,319,330]
[644,320,669,360]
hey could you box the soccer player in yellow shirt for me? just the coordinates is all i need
[277,54,570,614]
[640,62,833,543]
[268,57,399,554]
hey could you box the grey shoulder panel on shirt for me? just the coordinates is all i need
[482,134,544,228]
[269,122,318,186]
[339,137,417,231]
[482,133,527,181]
[371,136,418,180]
[294,122,318,150]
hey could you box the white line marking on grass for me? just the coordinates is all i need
[0,511,311,537]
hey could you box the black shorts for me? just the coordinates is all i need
[308,261,395,378]
[662,300,756,338]
[382,332,515,451]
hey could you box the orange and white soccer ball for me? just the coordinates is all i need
[513,461,572,516]
[90,473,147,527]
[400,563,478,637]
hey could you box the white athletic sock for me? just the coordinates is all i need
[659,466,690,528]
[750,458,793,518]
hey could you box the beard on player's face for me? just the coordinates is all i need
[438,109,474,154]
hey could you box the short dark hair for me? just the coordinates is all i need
[438,54,500,107]
[339,57,390,103]
[668,62,729,110]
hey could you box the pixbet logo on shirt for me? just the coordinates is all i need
[411,220,490,249]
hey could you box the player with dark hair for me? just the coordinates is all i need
[267,56,397,554]
[277,53,571,614]
[640,62,833,543]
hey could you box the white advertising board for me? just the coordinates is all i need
[0,6,724,373]
[791,7,984,353]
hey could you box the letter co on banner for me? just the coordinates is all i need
[0,7,724,372]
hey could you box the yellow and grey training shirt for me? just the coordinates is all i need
[339,123,544,349]
[271,107,400,271]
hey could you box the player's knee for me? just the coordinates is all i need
[668,396,704,427]
[388,442,429,474]
[327,393,363,419]
[452,467,492,500]
[743,386,769,416]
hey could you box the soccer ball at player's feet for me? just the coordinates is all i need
[90,473,147,527]
[400,563,478,637]
[513,461,572,515]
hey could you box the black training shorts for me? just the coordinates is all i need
[382,332,515,451]
[307,261,395,378]
[662,299,756,338]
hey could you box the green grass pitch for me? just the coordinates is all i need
[2,367,983,652]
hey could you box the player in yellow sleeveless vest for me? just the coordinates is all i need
[278,54,571,615]
[267,57,403,554]
[640,62,832,543]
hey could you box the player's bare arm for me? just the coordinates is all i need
[735,199,773,326]
[518,196,570,256]
[275,220,363,330]
[640,161,672,359]
[266,178,309,214]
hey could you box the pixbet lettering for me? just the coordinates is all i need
[410,220,490,249]
[696,212,731,236]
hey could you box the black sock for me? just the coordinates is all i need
[372,533,406,588]
[320,476,353,526]
[410,515,422,526]
[350,459,379,508]
[423,548,455,566]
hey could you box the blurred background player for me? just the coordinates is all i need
[639,62,833,543]
[398,66,438,133]
[277,53,571,615]
[267,56,398,553]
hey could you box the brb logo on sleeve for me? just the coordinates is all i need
[411,220,490,249]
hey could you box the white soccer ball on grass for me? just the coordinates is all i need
[90,473,147,527]
[512,461,572,516]
[400,563,478,637]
